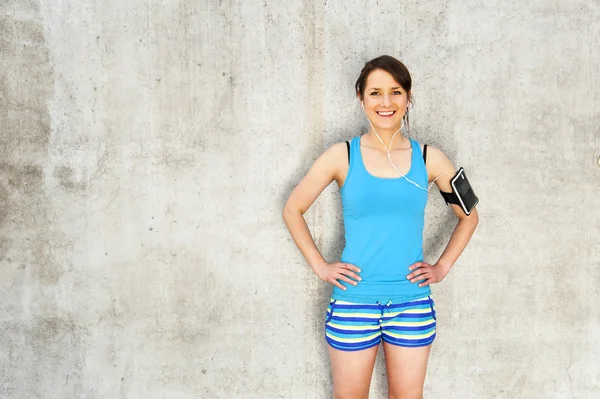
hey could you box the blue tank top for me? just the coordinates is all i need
[332,135,431,303]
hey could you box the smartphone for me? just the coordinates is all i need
[450,167,479,215]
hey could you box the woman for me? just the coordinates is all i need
[282,55,479,399]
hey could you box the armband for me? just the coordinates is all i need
[439,167,479,215]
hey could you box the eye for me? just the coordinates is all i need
[392,91,402,95]
[369,92,380,96]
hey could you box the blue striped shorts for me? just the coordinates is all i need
[324,296,437,351]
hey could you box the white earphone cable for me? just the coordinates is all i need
[366,119,456,191]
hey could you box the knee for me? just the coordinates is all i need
[388,387,423,399]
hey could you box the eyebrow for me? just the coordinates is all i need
[368,87,403,91]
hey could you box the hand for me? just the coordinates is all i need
[406,262,450,287]
[313,262,362,291]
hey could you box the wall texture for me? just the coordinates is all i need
[1,0,599,398]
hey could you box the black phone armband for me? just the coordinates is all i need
[439,167,479,215]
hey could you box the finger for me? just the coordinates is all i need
[407,267,428,280]
[407,262,423,272]
[329,278,347,290]
[339,269,362,281]
[418,276,436,287]
[337,275,358,286]
[343,263,362,273]
[411,273,428,283]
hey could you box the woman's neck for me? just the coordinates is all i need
[365,127,409,150]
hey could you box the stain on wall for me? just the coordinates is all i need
[0,1,86,397]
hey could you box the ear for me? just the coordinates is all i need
[407,90,412,104]
[357,93,364,107]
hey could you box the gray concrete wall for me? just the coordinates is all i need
[1,0,599,398]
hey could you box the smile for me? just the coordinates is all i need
[376,111,396,117]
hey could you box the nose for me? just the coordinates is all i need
[382,94,391,107]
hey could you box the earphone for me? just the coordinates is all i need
[361,102,456,191]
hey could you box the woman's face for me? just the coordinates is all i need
[360,69,410,131]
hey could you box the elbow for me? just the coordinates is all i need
[468,208,479,228]
[282,205,290,222]
[457,207,479,227]
[282,203,303,222]
[282,205,289,222]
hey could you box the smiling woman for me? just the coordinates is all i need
[356,57,413,136]
[282,55,479,399]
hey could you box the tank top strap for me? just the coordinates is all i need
[350,136,361,160]
[349,135,362,171]
[409,138,428,185]
[410,138,422,161]
[340,136,362,192]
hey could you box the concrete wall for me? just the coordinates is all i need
[1,0,599,397]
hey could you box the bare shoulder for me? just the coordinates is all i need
[283,140,349,214]
[323,141,348,160]
[315,141,347,172]
[423,145,456,188]
[296,141,347,186]
[426,146,452,167]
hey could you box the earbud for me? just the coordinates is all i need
[361,102,364,108]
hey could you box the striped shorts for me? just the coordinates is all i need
[324,296,437,351]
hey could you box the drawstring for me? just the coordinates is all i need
[326,300,337,323]
[376,300,393,321]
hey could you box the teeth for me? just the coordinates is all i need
[377,111,395,116]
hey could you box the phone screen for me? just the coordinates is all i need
[451,168,479,214]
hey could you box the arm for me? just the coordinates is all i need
[282,142,361,290]
[407,146,479,287]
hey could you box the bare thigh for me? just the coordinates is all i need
[382,342,431,399]
[328,344,379,399]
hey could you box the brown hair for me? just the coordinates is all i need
[355,55,413,133]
